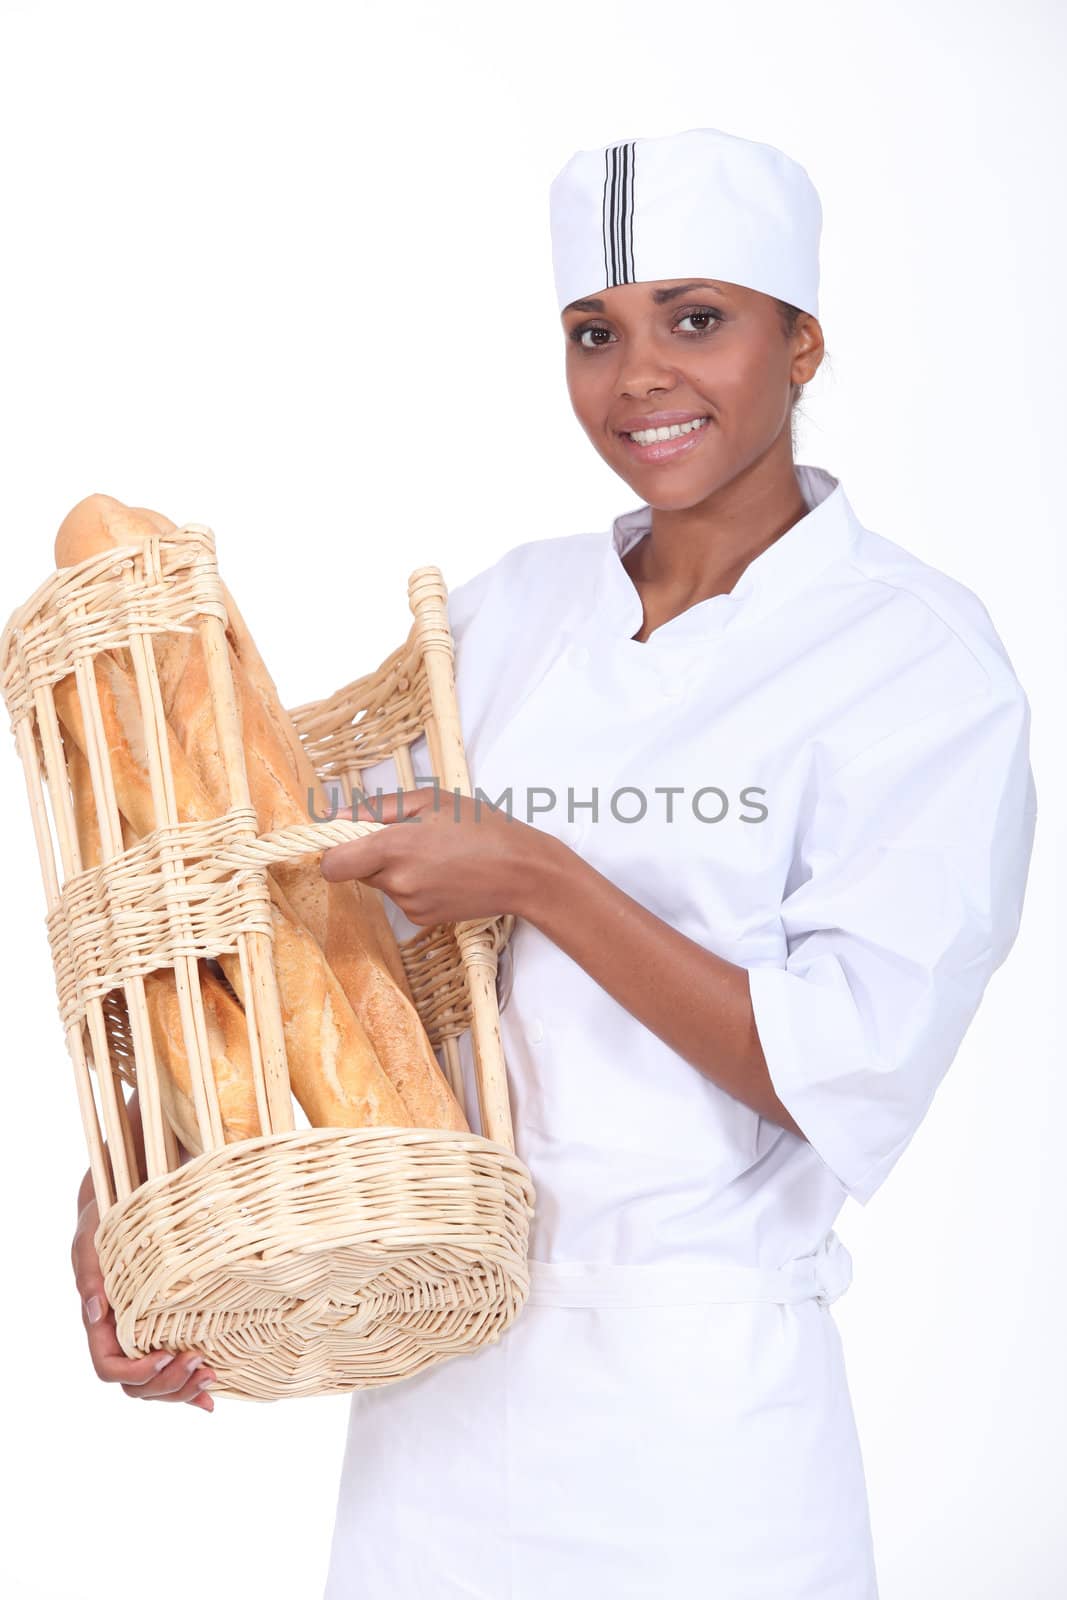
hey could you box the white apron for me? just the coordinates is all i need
[324,1239,875,1599]
[323,465,1036,1598]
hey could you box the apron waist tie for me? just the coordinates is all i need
[525,1229,852,1310]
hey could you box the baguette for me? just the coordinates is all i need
[54,494,468,1134]
[53,650,414,1139]
[162,625,468,1133]
[62,731,263,1151]
[216,576,414,1002]
[54,493,406,987]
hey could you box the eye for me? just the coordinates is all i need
[568,305,725,349]
[675,308,724,334]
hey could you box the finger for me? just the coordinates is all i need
[87,1316,169,1383]
[120,1355,216,1401]
[350,786,429,818]
[159,1363,217,1404]
[82,1297,133,1379]
[124,1353,212,1396]
[331,794,395,825]
[79,1279,108,1332]
[321,830,393,883]
[73,1192,220,1406]
[88,1310,200,1387]
[72,1223,107,1325]
[396,785,444,817]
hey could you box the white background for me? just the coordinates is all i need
[0,1,1063,1596]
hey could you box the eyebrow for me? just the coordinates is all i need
[562,281,732,314]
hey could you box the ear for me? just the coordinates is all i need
[790,313,825,387]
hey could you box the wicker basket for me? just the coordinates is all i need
[0,523,535,1401]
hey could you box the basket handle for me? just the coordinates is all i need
[214,820,508,944]
[215,817,385,870]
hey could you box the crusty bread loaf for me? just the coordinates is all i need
[53,649,415,1140]
[54,492,410,995]
[62,730,263,1152]
[141,970,265,1152]
[160,625,468,1133]
[215,576,415,1002]
[54,493,468,1135]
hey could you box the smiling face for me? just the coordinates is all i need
[561,278,824,509]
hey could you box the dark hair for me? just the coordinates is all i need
[773,296,826,451]
[773,298,805,412]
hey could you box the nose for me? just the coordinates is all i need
[618,372,679,405]
[616,347,682,403]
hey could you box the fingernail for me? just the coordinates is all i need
[196,1377,215,1392]
[187,1356,205,1374]
[154,1354,176,1372]
[85,1296,104,1324]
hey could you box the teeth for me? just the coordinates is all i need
[627,417,708,445]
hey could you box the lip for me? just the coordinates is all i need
[617,415,713,465]
[616,409,710,431]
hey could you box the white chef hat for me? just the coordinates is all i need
[549,126,822,320]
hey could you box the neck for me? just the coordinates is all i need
[636,441,808,603]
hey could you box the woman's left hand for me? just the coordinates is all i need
[319,785,554,926]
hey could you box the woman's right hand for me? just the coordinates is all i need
[72,1194,217,1412]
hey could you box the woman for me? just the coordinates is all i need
[317,127,1036,1597]
[72,127,1037,1597]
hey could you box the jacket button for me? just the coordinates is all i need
[659,677,684,700]
[568,643,590,668]
[527,1018,545,1043]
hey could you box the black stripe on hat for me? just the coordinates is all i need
[601,140,636,288]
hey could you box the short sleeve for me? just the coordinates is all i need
[747,676,1037,1205]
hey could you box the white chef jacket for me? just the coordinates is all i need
[323,464,1037,1599]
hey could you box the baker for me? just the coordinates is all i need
[319,125,1038,1597]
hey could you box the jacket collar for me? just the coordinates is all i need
[590,464,859,646]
